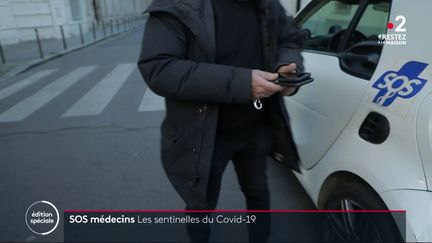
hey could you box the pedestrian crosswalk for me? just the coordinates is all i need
[0,69,57,102]
[139,87,165,112]
[63,64,135,117]
[0,63,166,123]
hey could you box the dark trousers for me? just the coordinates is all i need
[187,125,272,243]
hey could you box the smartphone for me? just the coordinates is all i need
[273,72,314,87]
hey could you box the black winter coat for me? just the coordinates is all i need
[137,0,304,209]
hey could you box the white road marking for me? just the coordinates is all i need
[63,64,136,117]
[0,69,57,101]
[0,66,96,123]
[138,88,165,112]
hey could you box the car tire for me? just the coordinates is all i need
[322,181,404,242]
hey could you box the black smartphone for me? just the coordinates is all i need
[273,72,314,87]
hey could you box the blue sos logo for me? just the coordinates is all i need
[372,61,429,107]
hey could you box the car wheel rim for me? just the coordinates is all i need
[324,199,382,242]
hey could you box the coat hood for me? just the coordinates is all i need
[145,0,272,43]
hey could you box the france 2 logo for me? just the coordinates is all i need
[387,15,406,32]
[372,61,429,107]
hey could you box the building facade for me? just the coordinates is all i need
[0,0,151,44]
[280,0,312,14]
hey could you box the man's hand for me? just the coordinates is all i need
[278,63,298,96]
[252,70,284,100]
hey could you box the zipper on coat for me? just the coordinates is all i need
[193,104,208,185]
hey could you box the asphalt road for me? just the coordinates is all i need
[0,26,315,242]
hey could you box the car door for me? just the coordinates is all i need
[283,0,391,169]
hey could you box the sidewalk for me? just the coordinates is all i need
[0,16,147,83]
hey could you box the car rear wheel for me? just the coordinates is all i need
[322,181,403,242]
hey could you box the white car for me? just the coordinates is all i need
[274,0,432,242]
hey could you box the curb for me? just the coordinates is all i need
[0,19,147,86]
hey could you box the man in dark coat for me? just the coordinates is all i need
[138,0,304,242]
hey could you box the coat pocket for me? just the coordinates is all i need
[161,142,196,181]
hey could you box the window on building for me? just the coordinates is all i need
[70,0,82,21]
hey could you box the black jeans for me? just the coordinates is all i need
[187,125,272,243]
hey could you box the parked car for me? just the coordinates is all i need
[273,0,432,241]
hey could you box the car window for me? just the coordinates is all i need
[339,0,391,80]
[345,1,391,50]
[299,0,361,53]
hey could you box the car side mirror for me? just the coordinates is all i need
[339,41,383,80]
[328,24,342,34]
[302,28,312,39]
